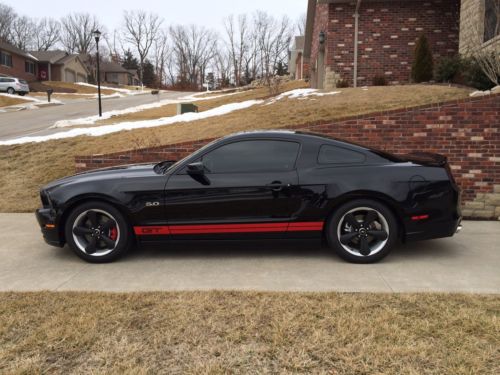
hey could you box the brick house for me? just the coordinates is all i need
[0,40,39,81]
[30,51,89,83]
[304,0,461,89]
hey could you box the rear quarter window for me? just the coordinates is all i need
[318,145,366,165]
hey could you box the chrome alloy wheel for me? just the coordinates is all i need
[336,207,389,257]
[71,209,120,257]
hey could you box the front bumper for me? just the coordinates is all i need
[35,208,64,247]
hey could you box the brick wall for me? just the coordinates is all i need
[0,52,37,82]
[326,0,460,86]
[75,139,214,172]
[75,93,500,219]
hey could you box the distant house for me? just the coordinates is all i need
[126,69,141,86]
[0,40,38,81]
[100,61,140,86]
[30,51,89,83]
[303,0,461,88]
[289,36,309,80]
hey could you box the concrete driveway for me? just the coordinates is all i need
[0,91,193,141]
[0,213,498,293]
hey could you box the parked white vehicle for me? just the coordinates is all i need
[0,77,30,96]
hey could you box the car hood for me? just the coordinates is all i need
[42,163,160,191]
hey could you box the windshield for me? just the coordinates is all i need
[19,79,28,84]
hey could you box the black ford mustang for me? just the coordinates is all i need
[36,131,462,263]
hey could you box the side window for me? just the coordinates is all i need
[202,140,300,173]
[318,145,366,165]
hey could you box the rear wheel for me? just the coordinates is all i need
[326,199,398,263]
[6,87,15,95]
[64,201,132,263]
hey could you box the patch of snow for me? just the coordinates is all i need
[265,89,341,105]
[0,93,62,108]
[470,90,491,97]
[53,98,180,128]
[75,82,148,95]
[1,100,263,146]
[53,91,243,128]
[0,93,43,103]
[179,91,241,101]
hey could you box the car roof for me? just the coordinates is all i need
[220,130,370,152]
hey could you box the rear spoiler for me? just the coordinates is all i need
[400,152,448,167]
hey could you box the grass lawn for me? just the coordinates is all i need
[0,84,472,212]
[0,95,29,108]
[41,81,117,95]
[93,81,308,125]
[0,292,498,374]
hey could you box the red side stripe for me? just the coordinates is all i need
[134,222,324,236]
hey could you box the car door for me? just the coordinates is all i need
[164,139,302,238]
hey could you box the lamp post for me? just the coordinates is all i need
[93,29,102,117]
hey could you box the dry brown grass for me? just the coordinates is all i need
[43,81,117,95]
[93,81,308,125]
[0,95,27,108]
[0,85,471,212]
[0,292,498,374]
[29,93,99,100]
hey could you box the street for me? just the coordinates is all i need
[0,91,191,141]
[0,214,498,293]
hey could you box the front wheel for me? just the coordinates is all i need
[326,199,398,263]
[64,201,132,263]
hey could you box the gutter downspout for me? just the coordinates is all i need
[353,0,362,88]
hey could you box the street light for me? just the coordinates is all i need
[93,29,102,117]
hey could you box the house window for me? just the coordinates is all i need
[484,0,500,42]
[25,61,35,75]
[0,51,13,67]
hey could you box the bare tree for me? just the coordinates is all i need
[254,11,293,86]
[0,3,17,42]
[214,49,232,87]
[33,18,60,51]
[153,29,169,86]
[224,14,249,86]
[105,29,125,61]
[169,24,218,88]
[296,12,307,36]
[123,10,163,83]
[10,16,36,50]
[61,13,102,54]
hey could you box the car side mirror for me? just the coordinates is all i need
[187,162,205,176]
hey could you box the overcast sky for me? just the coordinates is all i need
[3,0,307,34]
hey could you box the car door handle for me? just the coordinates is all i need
[266,182,290,192]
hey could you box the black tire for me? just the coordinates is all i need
[64,201,132,263]
[325,199,398,264]
[18,92,26,96]
[6,88,15,95]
